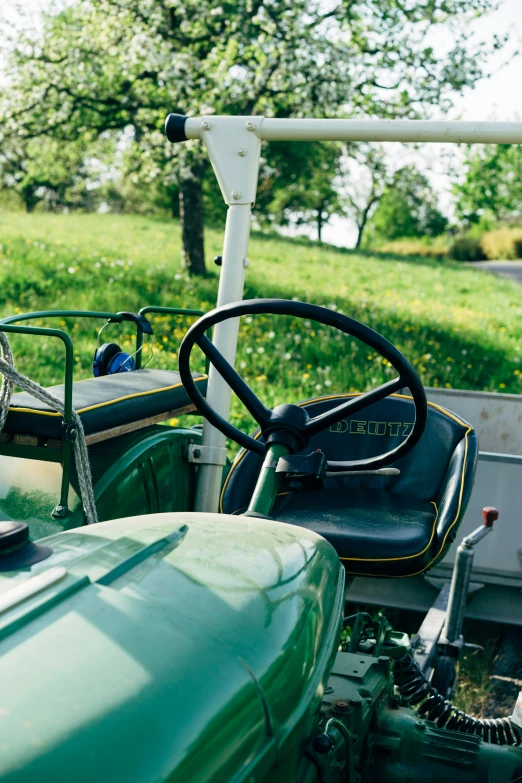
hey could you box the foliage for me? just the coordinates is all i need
[454,144,522,225]
[341,144,391,249]
[0,0,504,271]
[1,213,521,448]
[448,235,487,262]
[0,135,102,212]
[378,236,449,259]
[480,227,522,260]
[256,142,342,241]
[365,165,448,245]
[449,228,522,261]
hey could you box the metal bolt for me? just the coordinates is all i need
[201,120,210,130]
[193,448,201,459]
[246,121,254,130]
[243,256,250,268]
[232,190,241,200]
[238,148,247,157]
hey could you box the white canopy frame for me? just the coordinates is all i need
[168,115,522,512]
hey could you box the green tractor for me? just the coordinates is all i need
[1,115,522,783]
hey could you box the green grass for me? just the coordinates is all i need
[1,211,522,441]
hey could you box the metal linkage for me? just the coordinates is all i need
[441,506,498,647]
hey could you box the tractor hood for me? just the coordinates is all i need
[0,512,343,783]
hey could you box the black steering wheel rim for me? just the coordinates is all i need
[179,299,427,469]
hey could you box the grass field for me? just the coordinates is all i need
[0,210,515,714]
[1,211,522,439]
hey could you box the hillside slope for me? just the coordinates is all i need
[0,212,520,434]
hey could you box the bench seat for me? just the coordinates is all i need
[4,369,206,440]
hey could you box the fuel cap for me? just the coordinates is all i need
[0,521,52,571]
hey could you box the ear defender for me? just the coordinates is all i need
[92,342,136,377]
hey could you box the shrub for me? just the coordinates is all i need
[480,228,522,261]
[378,237,448,258]
[448,236,487,262]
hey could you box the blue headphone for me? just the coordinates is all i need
[92,342,136,377]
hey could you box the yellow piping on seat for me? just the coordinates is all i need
[7,375,207,417]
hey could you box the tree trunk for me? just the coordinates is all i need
[20,183,39,213]
[317,207,323,243]
[355,218,366,249]
[179,166,206,276]
[355,196,378,249]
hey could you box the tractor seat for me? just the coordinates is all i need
[220,394,478,578]
[3,369,207,440]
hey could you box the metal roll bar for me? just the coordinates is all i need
[165,112,522,513]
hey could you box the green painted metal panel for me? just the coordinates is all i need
[0,425,202,539]
[0,511,343,782]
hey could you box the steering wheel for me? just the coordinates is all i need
[178,299,428,471]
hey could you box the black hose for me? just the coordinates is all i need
[394,653,521,746]
[305,749,326,783]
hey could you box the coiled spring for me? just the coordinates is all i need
[395,653,521,746]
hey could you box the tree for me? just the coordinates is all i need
[1,0,502,274]
[366,165,448,244]
[453,144,522,225]
[256,142,342,242]
[341,144,392,248]
[0,135,98,212]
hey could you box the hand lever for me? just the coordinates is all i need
[325,467,400,477]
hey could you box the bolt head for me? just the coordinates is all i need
[201,120,210,130]
[193,448,201,459]
[232,190,241,200]
[238,148,247,156]
[246,121,254,130]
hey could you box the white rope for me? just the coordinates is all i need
[0,332,98,524]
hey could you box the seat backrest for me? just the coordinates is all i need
[221,393,476,515]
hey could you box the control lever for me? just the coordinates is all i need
[441,506,498,647]
[325,467,400,477]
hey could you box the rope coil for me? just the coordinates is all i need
[0,332,98,524]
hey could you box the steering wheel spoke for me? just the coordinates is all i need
[305,376,404,437]
[197,335,271,426]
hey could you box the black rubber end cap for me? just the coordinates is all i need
[312,733,333,754]
[165,113,188,143]
[0,521,52,571]
[0,521,29,552]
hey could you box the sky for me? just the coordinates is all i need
[322,0,522,246]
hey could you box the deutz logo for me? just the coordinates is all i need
[330,420,413,436]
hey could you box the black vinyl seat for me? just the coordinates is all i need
[4,369,207,439]
[220,394,478,577]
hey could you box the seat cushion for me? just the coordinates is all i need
[4,369,207,439]
[273,489,439,577]
[221,393,477,577]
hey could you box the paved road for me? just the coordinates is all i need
[469,261,522,283]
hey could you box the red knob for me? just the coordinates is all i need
[483,507,499,527]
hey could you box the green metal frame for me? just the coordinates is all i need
[137,306,211,372]
[0,306,206,519]
[246,443,291,517]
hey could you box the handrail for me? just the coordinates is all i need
[0,323,75,516]
[138,306,209,372]
[0,309,124,325]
